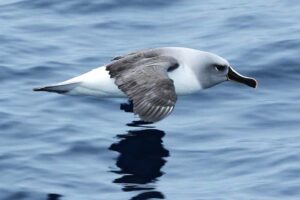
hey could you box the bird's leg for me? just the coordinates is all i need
[120,100,134,113]
[121,100,154,127]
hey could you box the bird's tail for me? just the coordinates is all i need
[33,82,80,94]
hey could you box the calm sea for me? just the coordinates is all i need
[1,0,300,199]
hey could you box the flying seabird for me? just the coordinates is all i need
[34,47,257,122]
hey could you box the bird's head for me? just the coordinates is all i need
[197,52,257,89]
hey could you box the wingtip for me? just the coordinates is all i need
[33,87,43,92]
[32,86,54,92]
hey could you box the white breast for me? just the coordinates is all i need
[168,64,202,95]
[161,47,203,95]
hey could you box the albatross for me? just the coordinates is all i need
[34,47,257,122]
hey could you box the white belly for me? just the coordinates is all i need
[65,66,125,97]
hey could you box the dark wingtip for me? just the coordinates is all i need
[33,87,44,92]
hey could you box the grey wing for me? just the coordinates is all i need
[106,50,178,122]
[111,48,149,61]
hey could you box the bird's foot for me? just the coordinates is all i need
[120,100,134,113]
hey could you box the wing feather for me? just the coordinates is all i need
[106,49,178,122]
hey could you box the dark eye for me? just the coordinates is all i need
[214,65,226,71]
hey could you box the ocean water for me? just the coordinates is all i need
[1,0,300,199]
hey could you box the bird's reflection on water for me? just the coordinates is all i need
[109,126,169,199]
[47,193,62,200]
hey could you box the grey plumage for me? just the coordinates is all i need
[106,49,178,122]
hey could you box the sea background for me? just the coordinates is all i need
[1,0,300,200]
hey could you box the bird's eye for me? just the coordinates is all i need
[214,65,226,72]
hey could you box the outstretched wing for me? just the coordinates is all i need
[106,50,179,122]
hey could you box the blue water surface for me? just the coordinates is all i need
[1,0,300,199]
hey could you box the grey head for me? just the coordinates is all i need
[194,51,257,89]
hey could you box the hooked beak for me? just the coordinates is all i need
[227,67,257,88]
